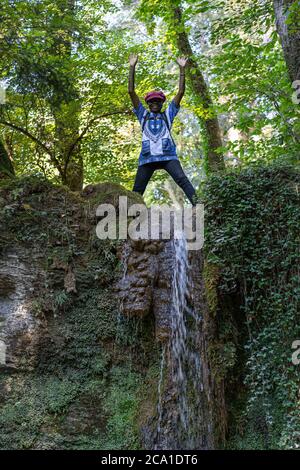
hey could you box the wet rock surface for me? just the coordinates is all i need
[0,248,46,371]
[116,238,174,342]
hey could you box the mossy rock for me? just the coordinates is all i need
[81,181,144,208]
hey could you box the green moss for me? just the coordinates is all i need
[0,284,154,449]
[82,181,144,206]
[203,260,221,317]
[99,366,143,450]
[0,373,81,449]
[133,359,162,435]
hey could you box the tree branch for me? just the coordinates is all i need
[0,119,63,173]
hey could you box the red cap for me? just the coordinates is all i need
[144,90,166,103]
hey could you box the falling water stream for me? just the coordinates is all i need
[154,235,208,450]
[171,236,191,432]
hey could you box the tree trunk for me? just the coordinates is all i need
[172,6,225,173]
[51,102,83,192]
[273,0,300,82]
[50,0,83,191]
[0,139,15,179]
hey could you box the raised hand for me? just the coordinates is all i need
[176,56,189,68]
[129,53,138,67]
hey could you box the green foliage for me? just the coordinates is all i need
[205,0,299,166]
[2,0,299,198]
[0,374,82,449]
[99,366,143,450]
[204,162,300,449]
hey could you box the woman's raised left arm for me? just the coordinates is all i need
[173,57,188,107]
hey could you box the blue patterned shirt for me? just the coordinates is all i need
[133,99,180,166]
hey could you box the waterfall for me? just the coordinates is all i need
[170,236,192,433]
[117,212,221,450]
[154,235,210,450]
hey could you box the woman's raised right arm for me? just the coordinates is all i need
[128,53,141,109]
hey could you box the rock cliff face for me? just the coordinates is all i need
[0,176,226,450]
[0,177,154,450]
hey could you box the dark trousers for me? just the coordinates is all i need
[132,159,196,205]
